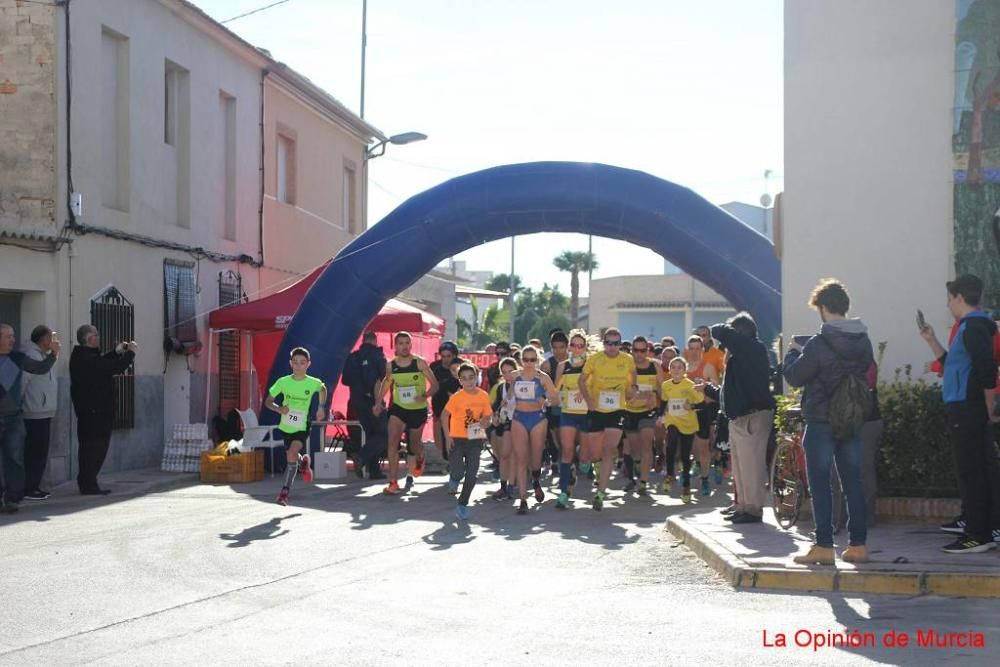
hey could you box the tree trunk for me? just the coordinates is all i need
[570,270,579,326]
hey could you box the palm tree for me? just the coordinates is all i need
[553,251,598,327]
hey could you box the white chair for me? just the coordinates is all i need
[237,409,282,474]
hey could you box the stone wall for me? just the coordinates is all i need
[0,0,57,230]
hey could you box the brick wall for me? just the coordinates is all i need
[0,0,57,229]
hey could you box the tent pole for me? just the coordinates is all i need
[205,329,214,425]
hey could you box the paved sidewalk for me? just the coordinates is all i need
[11,468,197,513]
[668,509,1000,598]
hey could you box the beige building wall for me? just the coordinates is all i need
[783,0,954,374]
[260,74,374,296]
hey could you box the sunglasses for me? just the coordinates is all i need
[604,340,622,346]
[633,346,648,353]
[521,357,538,363]
[570,343,586,349]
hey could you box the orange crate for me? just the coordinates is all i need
[200,450,265,483]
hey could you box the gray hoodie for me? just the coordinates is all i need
[783,318,874,424]
[21,341,58,420]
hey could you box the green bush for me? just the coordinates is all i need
[876,367,957,498]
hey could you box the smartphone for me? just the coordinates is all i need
[916,309,927,331]
[792,335,812,347]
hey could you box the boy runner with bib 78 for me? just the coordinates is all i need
[264,347,327,506]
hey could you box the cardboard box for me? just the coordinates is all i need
[200,450,265,483]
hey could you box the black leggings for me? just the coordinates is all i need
[665,426,694,488]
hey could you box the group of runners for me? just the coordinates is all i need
[266,327,729,519]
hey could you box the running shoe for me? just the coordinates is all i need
[940,518,966,535]
[700,477,711,497]
[1,501,19,514]
[299,455,313,483]
[637,481,648,496]
[624,479,637,493]
[533,483,545,503]
[492,487,511,501]
[456,504,470,521]
[412,456,425,478]
[447,479,460,495]
[592,491,605,511]
[713,466,723,485]
[681,492,692,504]
[517,500,529,515]
[556,492,570,509]
[276,488,290,506]
[942,538,997,554]
[383,480,402,495]
[23,490,50,501]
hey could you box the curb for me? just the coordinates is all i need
[666,515,1000,599]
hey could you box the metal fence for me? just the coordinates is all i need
[90,286,135,429]
[217,271,244,416]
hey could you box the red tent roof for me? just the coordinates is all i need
[208,261,445,335]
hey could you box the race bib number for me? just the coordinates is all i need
[398,386,418,403]
[599,391,622,410]
[281,409,306,429]
[566,390,587,411]
[467,423,485,439]
[514,381,535,400]
[637,381,656,395]
[667,399,687,417]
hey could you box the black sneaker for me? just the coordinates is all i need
[940,518,966,534]
[0,501,19,515]
[941,538,997,554]
[24,490,50,501]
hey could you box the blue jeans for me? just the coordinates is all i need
[802,422,867,547]
[0,413,27,504]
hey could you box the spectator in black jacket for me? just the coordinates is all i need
[711,313,776,525]
[919,274,1000,553]
[341,331,388,479]
[69,325,135,495]
[784,279,874,565]
[1,323,60,513]
[430,341,461,462]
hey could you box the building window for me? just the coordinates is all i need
[164,260,198,353]
[220,92,237,241]
[90,286,135,430]
[343,164,357,232]
[100,27,130,212]
[217,271,245,415]
[276,133,296,205]
[164,63,177,145]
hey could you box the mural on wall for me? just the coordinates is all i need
[954,0,1000,305]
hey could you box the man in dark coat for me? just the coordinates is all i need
[341,331,387,478]
[69,325,136,495]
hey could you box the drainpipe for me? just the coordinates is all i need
[258,68,268,267]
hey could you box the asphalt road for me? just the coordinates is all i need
[1,471,998,666]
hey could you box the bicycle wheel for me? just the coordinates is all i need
[770,437,805,529]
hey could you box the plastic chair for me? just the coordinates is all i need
[237,408,282,475]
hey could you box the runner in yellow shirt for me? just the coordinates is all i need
[660,356,705,503]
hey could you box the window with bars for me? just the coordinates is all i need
[90,286,135,429]
[217,271,244,415]
[164,259,198,353]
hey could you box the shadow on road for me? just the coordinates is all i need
[219,513,302,548]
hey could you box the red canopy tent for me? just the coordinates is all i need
[206,261,444,418]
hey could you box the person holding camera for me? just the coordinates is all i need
[69,325,136,495]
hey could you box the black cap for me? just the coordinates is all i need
[495,340,511,353]
[439,340,459,355]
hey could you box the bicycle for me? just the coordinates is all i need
[770,405,846,532]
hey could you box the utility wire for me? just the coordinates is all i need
[221,0,293,24]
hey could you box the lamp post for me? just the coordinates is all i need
[366,131,428,160]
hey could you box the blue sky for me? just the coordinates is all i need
[194,0,783,295]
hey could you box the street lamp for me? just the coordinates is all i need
[366,132,428,160]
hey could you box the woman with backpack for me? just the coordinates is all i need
[784,279,875,565]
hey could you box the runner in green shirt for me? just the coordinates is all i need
[265,347,327,506]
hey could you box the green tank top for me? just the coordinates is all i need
[391,358,427,409]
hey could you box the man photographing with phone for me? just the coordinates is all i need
[919,274,1000,553]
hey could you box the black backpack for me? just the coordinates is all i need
[818,335,873,440]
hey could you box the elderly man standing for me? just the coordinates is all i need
[21,325,60,501]
[711,313,776,525]
[0,323,60,513]
[70,325,136,495]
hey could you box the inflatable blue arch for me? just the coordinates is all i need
[267,161,781,398]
